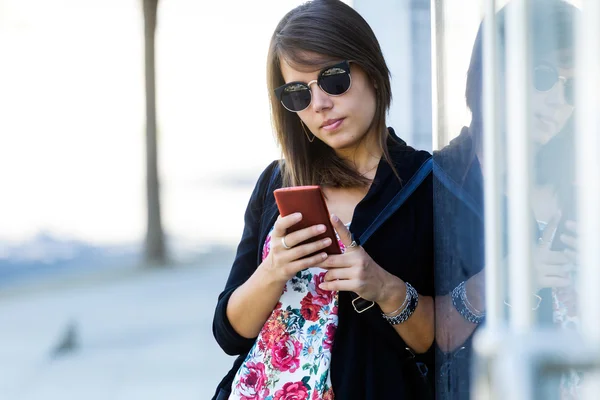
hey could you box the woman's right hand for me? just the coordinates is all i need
[262,213,333,284]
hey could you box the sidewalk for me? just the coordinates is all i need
[0,251,238,400]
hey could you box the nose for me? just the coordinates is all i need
[307,81,333,113]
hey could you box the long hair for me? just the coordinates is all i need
[462,0,578,185]
[267,0,395,188]
[465,0,577,151]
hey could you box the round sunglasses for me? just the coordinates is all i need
[274,60,352,112]
[533,63,574,106]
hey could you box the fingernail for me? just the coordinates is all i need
[332,215,339,223]
[323,238,332,245]
[319,283,327,290]
[317,224,326,232]
[295,212,302,219]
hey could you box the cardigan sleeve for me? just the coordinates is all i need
[212,160,278,356]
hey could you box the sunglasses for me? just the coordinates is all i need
[533,63,574,106]
[274,60,352,112]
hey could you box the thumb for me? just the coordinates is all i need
[330,214,353,248]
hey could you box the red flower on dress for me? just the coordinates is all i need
[235,361,269,400]
[323,323,337,351]
[312,273,335,306]
[271,334,302,373]
[259,310,286,352]
[273,381,309,400]
[300,293,322,322]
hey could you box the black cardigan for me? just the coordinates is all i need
[212,132,434,399]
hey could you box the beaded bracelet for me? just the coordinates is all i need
[382,282,419,325]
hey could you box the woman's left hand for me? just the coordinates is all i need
[315,214,400,305]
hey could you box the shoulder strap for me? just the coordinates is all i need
[356,157,432,246]
[432,159,483,221]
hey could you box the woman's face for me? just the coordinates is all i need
[530,50,574,147]
[279,58,378,153]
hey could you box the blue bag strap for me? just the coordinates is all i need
[432,159,483,221]
[356,157,433,246]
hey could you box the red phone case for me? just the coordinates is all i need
[273,186,342,255]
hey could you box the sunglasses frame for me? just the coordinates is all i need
[533,63,574,105]
[274,60,353,112]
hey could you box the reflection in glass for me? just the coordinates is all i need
[433,1,580,399]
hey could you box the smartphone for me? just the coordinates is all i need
[273,186,342,255]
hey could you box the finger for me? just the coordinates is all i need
[284,223,327,248]
[272,213,302,238]
[565,220,578,235]
[323,267,355,282]
[314,254,352,269]
[559,234,578,250]
[564,249,578,264]
[538,263,575,275]
[287,252,329,275]
[319,278,359,292]
[330,214,353,249]
[542,250,570,265]
[287,237,333,261]
[538,276,572,289]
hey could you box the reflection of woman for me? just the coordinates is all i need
[212,1,434,399]
[434,1,579,399]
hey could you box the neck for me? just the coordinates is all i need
[334,128,384,175]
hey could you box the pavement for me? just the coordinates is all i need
[0,250,238,400]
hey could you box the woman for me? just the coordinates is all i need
[212,1,434,399]
[434,1,580,399]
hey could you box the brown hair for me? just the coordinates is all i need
[267,0,395,188]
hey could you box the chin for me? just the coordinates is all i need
[322,130,366,150]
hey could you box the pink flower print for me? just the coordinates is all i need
[273,381,309,400]
[323,323,337,350]
[312,273,335,306]
[262,234,272,261]
[300,293,322,322]
[271,334,302,373]
[235,361,269,400]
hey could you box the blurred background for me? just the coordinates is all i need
[2,0,589,399]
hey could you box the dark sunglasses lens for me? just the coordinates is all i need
[534,66,558,91]
[319,66,351,95]
[281,83,311,111]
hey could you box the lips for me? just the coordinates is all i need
[320,118,345,130]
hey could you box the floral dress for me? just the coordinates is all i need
[229,226,347,400]
[539,221,582,399]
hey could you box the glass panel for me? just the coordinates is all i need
[434,0,584,398]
